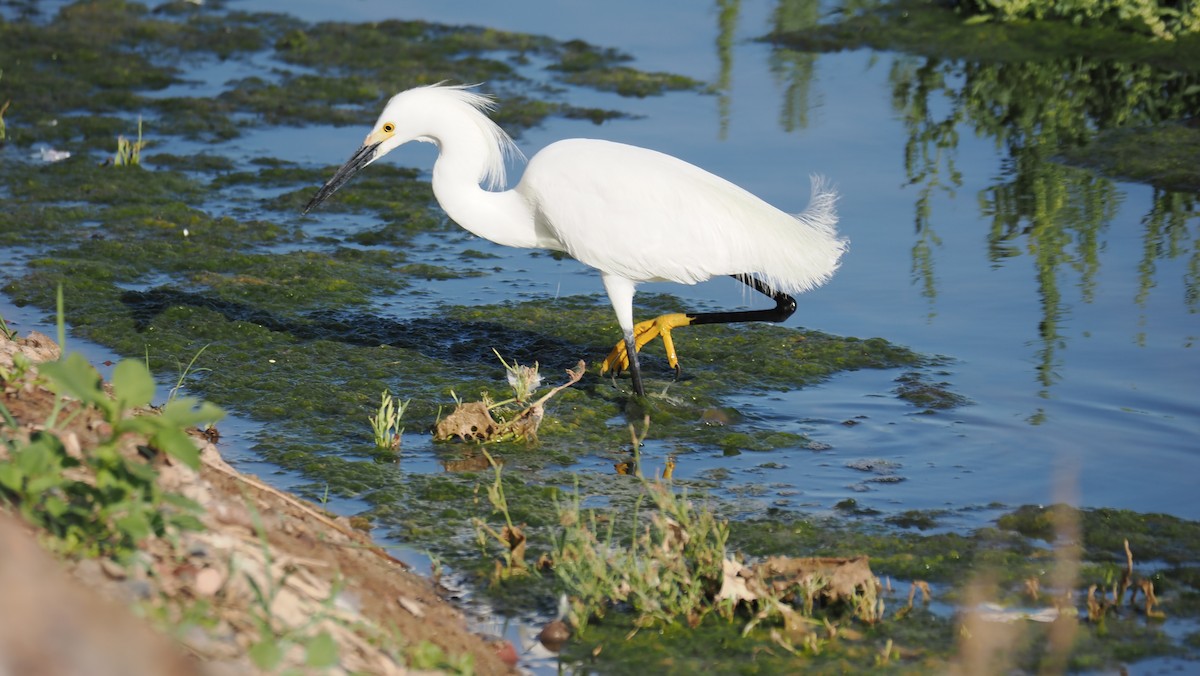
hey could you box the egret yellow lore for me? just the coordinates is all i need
[304,83,846,397]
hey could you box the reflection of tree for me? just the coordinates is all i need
[769,0,821,133]
[890,57,964,314]
[1137,191,1200,343]
[982,145,1117,400]
[885,54,1200,407]
[716,0,740,139]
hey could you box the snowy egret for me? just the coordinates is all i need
[305,83,846,397]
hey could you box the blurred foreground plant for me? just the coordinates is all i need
[0,350,223,561]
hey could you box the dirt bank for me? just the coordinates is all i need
[0,330,518,675]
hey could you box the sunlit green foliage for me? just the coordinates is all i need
[960,0,1200,40]
[0,353,223,561]
[553,477,731,632]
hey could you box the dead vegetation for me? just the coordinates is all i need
[434,359,586,443]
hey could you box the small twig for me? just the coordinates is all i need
[527,360,586,409]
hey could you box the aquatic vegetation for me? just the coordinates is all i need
[551,471,883,642]
[368,390,410,451]
[893,371,971,410]
[551,475,732,632]
[112,116,145,167]
[433,359,586,444]
[1060,123,1200,192]
[472,450,530,582]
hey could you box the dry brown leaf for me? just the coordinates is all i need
[434,402,500,442]
[759,555,876,605]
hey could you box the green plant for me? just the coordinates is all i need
[407,640,475,674]
[113,115,145,166]
[0,352,223,561]
[552,476,730,632]
[167,343,212,403]
[473,449,528,582]
[552,473,883,638]
[0,312,14,340]
[368,390,410,451]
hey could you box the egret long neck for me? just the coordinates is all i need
[429,125,551,250]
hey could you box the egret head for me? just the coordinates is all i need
[303,83,518,214]
[302,94,414,214]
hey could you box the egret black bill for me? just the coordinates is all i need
[303,141,381,214]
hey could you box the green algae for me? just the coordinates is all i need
[549,39,705,97]
[0,0,655,152]
[893,371,971,411]
[999,504,1200,565]
[1059,123,1200,193]
[769,0,1200,67]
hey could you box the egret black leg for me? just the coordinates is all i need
[687,274,798,327]
[600,274,797,392]
[624,332,646,397]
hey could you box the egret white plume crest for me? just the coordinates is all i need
[305,82,847,397]
[389,82,524,191]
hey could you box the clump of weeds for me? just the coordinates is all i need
[472,450,529,583]
[550,469,880,646]
[368,390,410,452]
[112,116,145,167]
[434,354,586,444]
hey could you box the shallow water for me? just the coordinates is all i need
[208,0,1199,521]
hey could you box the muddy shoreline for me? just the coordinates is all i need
[1,330,518,675]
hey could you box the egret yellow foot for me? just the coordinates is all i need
[601,313,695,376]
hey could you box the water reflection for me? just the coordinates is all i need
[715,0,740,138]
[769,0,821,133]
[766,8,1199,405]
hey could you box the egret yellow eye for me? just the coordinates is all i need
[382,123,395,133]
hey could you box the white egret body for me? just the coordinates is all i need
[306,83,846,397]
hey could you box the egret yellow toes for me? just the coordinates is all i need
[601,312,695,376]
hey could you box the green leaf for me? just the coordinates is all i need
[0,463,24,493]
[152,426,200,469]
[249,638,284,670]
[167,512,206,533]
[111,359,155,410]
[115,509,153,542]
[0,401,17,429]
[16,435,63,477]
[40,352,109,412]
[43,495,69,518]
[161,491,203,512]
[160,397,225,428]
[305,631,339,668]
[26,474,65,496]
